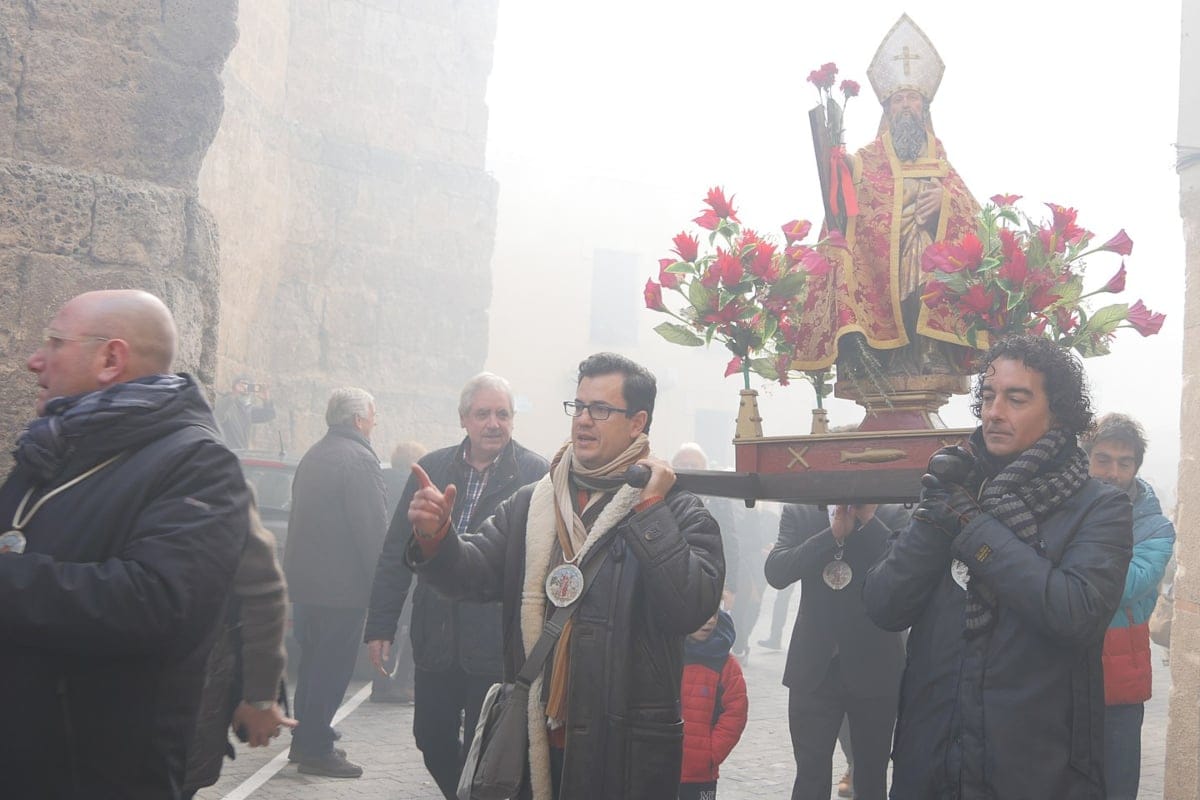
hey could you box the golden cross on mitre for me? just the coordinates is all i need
[867,13,945,104]
[893,45,920,77]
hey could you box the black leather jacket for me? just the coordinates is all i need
[411,482,724,799]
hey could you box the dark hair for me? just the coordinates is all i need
[970,335,1094,436]
[1081,412,1147,469]
[577,352,657,434]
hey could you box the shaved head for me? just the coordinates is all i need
[28,289,178,414]
[68,290,177,375]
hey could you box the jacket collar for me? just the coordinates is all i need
[327,423,376,455]
[454,436,519,484]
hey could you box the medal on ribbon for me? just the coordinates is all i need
[950,558,971,590]
[0,530,27,554]
[545,562,585,607]
[822,546,852,591]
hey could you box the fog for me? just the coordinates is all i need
[481,1,1184,510]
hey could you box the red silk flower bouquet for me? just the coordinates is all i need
[921,196,1165,356]
[808,62,861,225]
[644,187,836,402]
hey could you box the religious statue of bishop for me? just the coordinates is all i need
[793,15,981,381]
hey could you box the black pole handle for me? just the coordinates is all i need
[622,464,651,488]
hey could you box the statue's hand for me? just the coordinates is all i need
[915,182,943,228]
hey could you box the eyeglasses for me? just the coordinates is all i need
[562,401,631,421]
[43,329,111,349]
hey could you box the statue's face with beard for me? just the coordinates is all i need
[886,89,928,162]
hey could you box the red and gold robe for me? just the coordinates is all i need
[791,131,980,370]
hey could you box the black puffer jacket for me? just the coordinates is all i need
[365,438,547,675]
[864,477,1131,799]
[411,481,724,799]
[0,375,250,799]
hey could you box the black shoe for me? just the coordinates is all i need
[757,637,782,650]
[296,750,363,778]
[289,746,346,763]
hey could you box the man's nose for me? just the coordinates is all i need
[26,349,45,372]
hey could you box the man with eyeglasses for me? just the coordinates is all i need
[365,373,547,798]
[404,352,723,799]
[0,290,250,798]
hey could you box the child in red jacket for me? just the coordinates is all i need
[679,610,749,800]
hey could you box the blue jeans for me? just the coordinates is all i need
[1104,702,1144,800]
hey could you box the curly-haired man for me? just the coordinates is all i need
[864,335,1133,799]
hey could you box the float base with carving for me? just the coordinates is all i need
[729,375,970,505]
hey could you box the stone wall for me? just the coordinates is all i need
[199,0,500,456]
[0,1,237,443]
[1165,3,1200,794]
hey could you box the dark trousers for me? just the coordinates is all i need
[788,657,895,800]
[291,603,366,757]
[768,585,795,644]
[1104,702,1144,799]
[679,780,718,799]
[413,665,498,800]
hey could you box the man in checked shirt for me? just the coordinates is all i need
[365,373,548,799]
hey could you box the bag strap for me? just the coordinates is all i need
[515,538,614,687]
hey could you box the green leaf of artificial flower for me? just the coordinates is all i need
[653,322,704,346]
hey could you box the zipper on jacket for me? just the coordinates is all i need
[56,676,82,794]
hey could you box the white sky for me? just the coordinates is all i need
[482,1,1184,507]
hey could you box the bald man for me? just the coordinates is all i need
[0,290,251,799]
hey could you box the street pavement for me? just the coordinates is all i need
[199,587,1171,799]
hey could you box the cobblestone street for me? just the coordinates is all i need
[200,587,1171,799]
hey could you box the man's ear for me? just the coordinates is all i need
[96,338,131,386]
[629,409,648,437]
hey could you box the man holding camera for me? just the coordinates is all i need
[215,374,276,450]
[864,335,1133,799]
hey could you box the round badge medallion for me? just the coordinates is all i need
[0,530,27,555]
[545,562,585,608]
[822,559,853,591]
[950,558,971,590]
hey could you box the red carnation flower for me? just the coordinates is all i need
[704,186,739,221]
[800,248,832,277]
[658,258,681,289]
[960,284,997,315]
[671,231,699,262]
[643,279,665,312]
[749,241,779,280]
[1101,263,1126,293]
[715,248,743,287]
[839,79,860,98]
[1127,300,1166,336]
[1098,229,1133,257]
[693,208,721,230]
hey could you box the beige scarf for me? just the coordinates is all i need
[520,435,648,800]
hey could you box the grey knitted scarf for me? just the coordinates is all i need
[963,426,1090,637]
